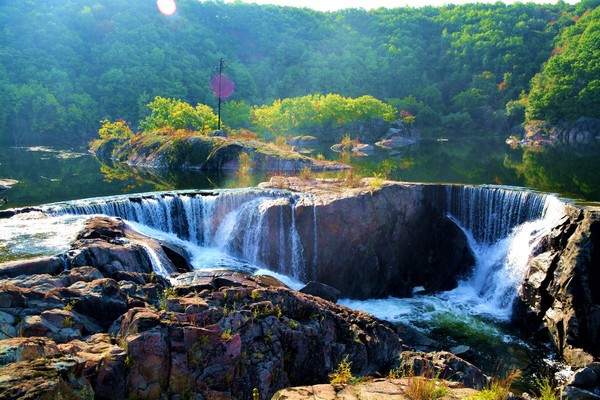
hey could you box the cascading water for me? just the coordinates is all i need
[42,189,312,281]
[341,185,566,372]
[441,186,565,320]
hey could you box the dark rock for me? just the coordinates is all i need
[394,322,440,352]
[257,179,474,299]
[67,216,177,277]
[0,337,60,366]
[159,240,192,273]
[0,256,64,278]
[0,354,92,400]
[561,386,600,400]
[299,281,341,303]
[515,205,600,365]
[399,350,489,390]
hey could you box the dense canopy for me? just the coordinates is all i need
[1,0,599,144]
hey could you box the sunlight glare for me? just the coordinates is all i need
[157,0,177,16]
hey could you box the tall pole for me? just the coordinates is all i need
[216,58,224,130]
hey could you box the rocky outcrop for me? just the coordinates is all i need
[65,216,179,278]
[272,378,478,399]
[508,117,600,148]
[376,121,420,148]
[515,204,600,366]
[258,177,474,299]
[0,216,408,399]
[95,135,348,172]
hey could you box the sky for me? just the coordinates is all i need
[224,0,578,11]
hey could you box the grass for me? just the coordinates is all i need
[159,287,177,310]
[61,316,74,328]
[221,329,232,340]
[369,173,384,189]
[535,377,558,400]
[406,376,450,400]
[469,369,521,400]
[298,166,314,180]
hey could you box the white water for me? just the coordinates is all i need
[42,189,311,281]
[340,188,566,348]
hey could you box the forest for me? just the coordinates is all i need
[1,0,599,145]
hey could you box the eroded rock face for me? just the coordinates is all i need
[257,178,474,299]
[515,204,600,366]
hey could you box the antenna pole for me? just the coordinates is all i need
[216,58,224,130]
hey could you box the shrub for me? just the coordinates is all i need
[98,119,134,140]
[329,355,354,385]
[298,166,314,180]
[369,173,384,189]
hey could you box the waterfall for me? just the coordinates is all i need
[138,241,172,281]
[441,186,566,320]
[289,201,305,280]
[443,185,549,244]
[43,189,309,281]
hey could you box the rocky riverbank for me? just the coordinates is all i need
[94,134,348,172]
[0,216,495,399]
[507,117,600,148]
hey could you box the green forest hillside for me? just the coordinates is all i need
[0,0,598,145]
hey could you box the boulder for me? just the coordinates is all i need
[0,256,64,278]
[299,281,341,303]
[272,378,478,400]
[67,216,177,277]
[0,355,93,400]
[0,337,60,366]
[399,351,488,390]
[288,136,318,148]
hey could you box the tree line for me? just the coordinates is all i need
[1,0,598,145]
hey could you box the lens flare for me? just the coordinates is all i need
[210,74,235,99]
[157,0,176,16]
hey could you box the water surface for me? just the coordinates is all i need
[1,136,599,209]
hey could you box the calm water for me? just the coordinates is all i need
[1,136,599,210]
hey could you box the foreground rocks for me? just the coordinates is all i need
[0,216,409,399]
[272,378,478,399]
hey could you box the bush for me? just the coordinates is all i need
[98,119,134,140]
[329,355,354,385]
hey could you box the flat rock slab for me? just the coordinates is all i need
[0,179,18,190]
[272,378,478,399]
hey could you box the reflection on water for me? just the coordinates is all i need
[1,137,599,209]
